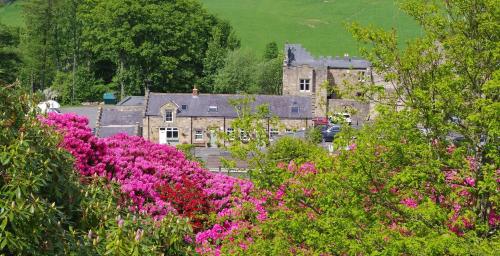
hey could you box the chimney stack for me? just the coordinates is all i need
[192,86,199,97]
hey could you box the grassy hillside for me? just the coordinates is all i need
[0,0,421,56]
[201,0,421,56]
[0,0,25,27]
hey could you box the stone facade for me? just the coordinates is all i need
[283,44,374,122]
[144,114,312,147]
[99,44,380,146]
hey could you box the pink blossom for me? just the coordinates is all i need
[400,198,418,208]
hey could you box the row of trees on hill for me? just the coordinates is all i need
[0,0,283,104]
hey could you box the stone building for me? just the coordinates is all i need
[283,44,374,125]
[95,44,379,146]
[142,90,312,146]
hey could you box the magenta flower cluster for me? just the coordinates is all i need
[40,113,263,253]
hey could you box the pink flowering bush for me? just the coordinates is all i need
[40,113,266,254]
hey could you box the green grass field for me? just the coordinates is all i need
[0,0,25,27]
[201,0,421,56]
[0,0,421,57]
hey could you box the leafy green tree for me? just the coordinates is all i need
[0,82,193,255]
[200,20,240,92]
[255,56,283,95]
[0,24,21,84]
[213,49,260,93]
[79,0,232,98]
[263,41,278,60]
[225,0,499,254]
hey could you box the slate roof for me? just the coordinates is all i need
[285,44,370,69]
[99,107,143,126]
[60,106,99,129]
[146,93,313,119]
[117,96,145,106]
[98,126,137,138]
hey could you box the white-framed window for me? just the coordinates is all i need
[291,106,300,114]
[208,106,218,112]
[195,130,203,140]
[159,127,179,144]
[299,79,310,92]
[226,128,234,135]
[165,110,173,122]
[269,128,279,137]
[285,129,293,134]
[166,127,178,140]
[240,130,249,141]
[181,104,188,111]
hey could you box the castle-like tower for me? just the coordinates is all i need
[282,44,373,119]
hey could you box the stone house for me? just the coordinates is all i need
[142,90,312,146]
[95,44,380,146]
[283,44,375,125]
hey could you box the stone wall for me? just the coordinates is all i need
[144,115,312,147]
[328,99,372,126]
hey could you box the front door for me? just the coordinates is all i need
[159,128,167,144]
[210,130,217,148]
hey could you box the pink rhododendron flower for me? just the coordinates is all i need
[400,198,418,208]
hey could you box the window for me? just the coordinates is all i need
[181,104,188,111]
[358,71,366,82]
[159,127,179,144]
[226,128,234,135]
[291,106,300,114]
[299,79,310,92]
[208,106,218,112]
[195,130,203,140]
[166,127,178,140]
[269,128,279,137]
[165,110,173,122]
[240,131,249,141]
[285,129,293,134]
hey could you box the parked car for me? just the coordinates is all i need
[330,113,352,125]
[320,125,341,142]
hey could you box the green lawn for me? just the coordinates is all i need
[0,0,421,57]
[201,0,422,56]
[0,0,25,27]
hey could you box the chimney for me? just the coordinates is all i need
[343,53,349,61]
[192,86,199,97]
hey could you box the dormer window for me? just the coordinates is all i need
[208,106,218,112]
[299,79,310,92]
[165,110,173,122]
[291,106,300,114]
[181,104,188,111]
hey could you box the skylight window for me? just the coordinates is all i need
[181,104,188,111]
[208,106,218,112]
[291,106,300,113]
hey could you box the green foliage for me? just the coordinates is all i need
[0,0,26,27]
[305,126,323,144]
[51,67,110,104]
[79,0,236,97]
[214,46,283,95]
[255,55,283,95]
[0,23,21,84]
[0,82,81,254]
[0,83,193,255]
[216,96,280,174]
[213,49,260,93]
[263,41,278,60]
[228,0,499,254]
[76,178,193,256]
[200,19,240,92]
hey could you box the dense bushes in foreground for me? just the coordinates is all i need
[0,85,193,255]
